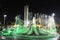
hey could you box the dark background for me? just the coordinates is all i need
[0,0,60,24]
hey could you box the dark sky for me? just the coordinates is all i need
[0,0,60,24]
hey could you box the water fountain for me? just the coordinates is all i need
[1,13,59,40]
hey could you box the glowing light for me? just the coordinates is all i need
[4,15,7,17]
[7,29,11,34]
[45,15,47,18]
[52,13,55,17]
[27,21,29,26]
[32,17,36,25]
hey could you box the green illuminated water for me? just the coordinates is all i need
[1,15,58,40]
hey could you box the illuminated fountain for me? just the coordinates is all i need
[1,13,59,40]
[1,5,59,40]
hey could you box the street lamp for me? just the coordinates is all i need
[3,15,7,28]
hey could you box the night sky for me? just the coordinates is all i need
[0,0,60,24]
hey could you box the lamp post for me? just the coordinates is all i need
[3,15,7,28]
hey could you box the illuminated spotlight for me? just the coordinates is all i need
[1,36,6,39]
[52,13,55,17]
